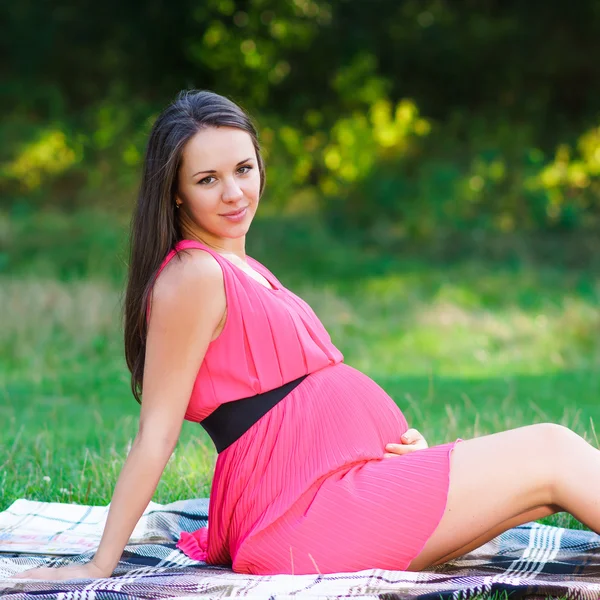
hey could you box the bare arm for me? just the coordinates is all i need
[16,251,226,580]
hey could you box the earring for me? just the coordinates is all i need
[175,203,181,209]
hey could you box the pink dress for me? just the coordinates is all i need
[153,239,461,575]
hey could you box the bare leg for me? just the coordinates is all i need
[427,504,560,567]
[407,423,600,571]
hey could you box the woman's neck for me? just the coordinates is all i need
[181,224,247,261]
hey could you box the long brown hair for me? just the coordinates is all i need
[124,90,266,403]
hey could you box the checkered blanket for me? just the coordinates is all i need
[1,498,600,599]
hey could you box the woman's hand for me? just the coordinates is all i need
[384,428,428,458]
[10,562,109,581]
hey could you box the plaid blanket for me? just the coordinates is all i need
[1,498,600,599]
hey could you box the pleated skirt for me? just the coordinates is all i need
[233,439,461,575]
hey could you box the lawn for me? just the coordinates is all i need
[1,208,599,534]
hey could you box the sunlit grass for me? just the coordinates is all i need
[293,264,600,379]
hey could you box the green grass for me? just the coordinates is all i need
[1,207,599,538]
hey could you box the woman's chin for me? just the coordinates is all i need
[219,217,254,238]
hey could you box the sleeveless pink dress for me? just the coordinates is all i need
[153,239,461,575]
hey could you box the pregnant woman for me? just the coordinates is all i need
[18,90,600,579]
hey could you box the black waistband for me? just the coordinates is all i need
[200,374,308,453]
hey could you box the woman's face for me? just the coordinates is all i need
[175,126,261,243]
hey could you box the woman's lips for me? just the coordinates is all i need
[220,207,248,222]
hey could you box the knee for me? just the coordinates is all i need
[532,422,578,448]
[530,423,579,497]
[530,423,579,461]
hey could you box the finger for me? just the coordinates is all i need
[407,441,427,451]
[386,441,417,453]
[20,571,48,579]
[10,572,37,579]
[385,443,412,451]
[385,444,419,455]
[401,429,420,443]
[20,567,55,579]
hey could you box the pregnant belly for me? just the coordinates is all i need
[207,363,409,559]
[314,363,409,452]
[235,362,410,465]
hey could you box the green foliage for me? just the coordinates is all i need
[2,1,600,235]
[2,128,80,191]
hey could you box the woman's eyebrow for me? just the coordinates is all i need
[193,157,254,177]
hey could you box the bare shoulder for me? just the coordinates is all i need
[155,248,223,292]
[151,248,226,321]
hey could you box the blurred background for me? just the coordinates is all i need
[1,1,599,523]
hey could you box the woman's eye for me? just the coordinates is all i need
[197,166,251,185]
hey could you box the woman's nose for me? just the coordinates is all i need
[222,179,243,202]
